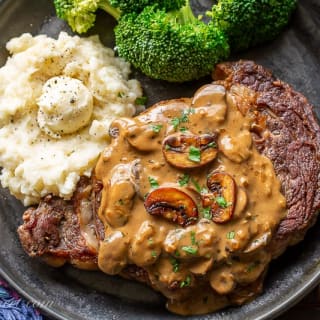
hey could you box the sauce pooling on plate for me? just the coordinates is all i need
[95,84,287,315]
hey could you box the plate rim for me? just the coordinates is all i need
[1,252,320,320]
[1,0,320,319]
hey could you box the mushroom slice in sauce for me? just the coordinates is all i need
[102,163,136,228]
[126,123,164,152]
[203,172,237,224]
[243,231,271,254]
[144,187,198,227]
[162,133,218,169]
[98,231,129,275]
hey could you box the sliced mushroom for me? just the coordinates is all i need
[98,231,129,275]
[104,180,135,227]
[108,125,120,139]
[243,231,271,254]
[203,172,237,223]
[144,187,198,227]
[102,163,136,228]
[226,84,257,116]
[162,132,218,169]
[192,84,226,107]
[209,269,236,295]
[126,123,164,152]
[108,118,137,138]
[189,257,214,275]
[129,221,162,267]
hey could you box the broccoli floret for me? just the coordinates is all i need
[53,0,121,33]
[54,0,229,82]
[53,0,297,82]
[53,0,186,33]
[211,0,297,52]
[114,2,230,82]
[109,0,186,13]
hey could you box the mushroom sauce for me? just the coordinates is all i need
[94,84,287,315]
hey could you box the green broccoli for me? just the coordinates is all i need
[54,0,229,82]
[53,0,297,83]
[210,0,297,52]
[109,0,186,13]
[114,2,229,82]
[53,0,118,33]
[53,0,186,33]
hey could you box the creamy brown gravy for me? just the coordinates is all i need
[94,84,287,315]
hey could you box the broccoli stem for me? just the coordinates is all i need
[100,1,121,21]
[169,0,197,25]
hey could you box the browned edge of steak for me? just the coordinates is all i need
[17,176,102,269]
[213,60,320,257]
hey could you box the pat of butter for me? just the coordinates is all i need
[37,76,93,138]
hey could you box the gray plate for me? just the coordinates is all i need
[0,0,320,319]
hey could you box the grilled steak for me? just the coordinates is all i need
[213,60,320,257]
[18,60,320,315]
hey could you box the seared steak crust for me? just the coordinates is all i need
[214,60,320,255]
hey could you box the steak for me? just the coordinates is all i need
[18,176,104,269]
[213,60,320,256]
[17,60,320,314]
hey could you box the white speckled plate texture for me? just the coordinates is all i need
[0,0,319,319]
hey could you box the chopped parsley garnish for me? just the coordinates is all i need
[148,238,154,245]
[151,251,157,258]
[178,173,190,187]
[227,231,235,239]
[135,96,147,106]
[181,246,198,255]
[180,275,192,288]
[191,177,201,193]
[148,176,159,189]
[150,124,163,133]
[180,111,189,123]
[171,117,180,130]
[201,206,212,220]
[170,108,195,131]
[179,127,188,132]
[174,250,180,257]
[117,199,124,205]
[181,108,195,122]
[215,196,231,208]
[207,141,217,148]
[188,146,201,162]
[191,179,209,195]
[170,257,180,273]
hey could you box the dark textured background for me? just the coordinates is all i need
[0,0,319,319]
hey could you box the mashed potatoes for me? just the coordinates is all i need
[0,32,143,205]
